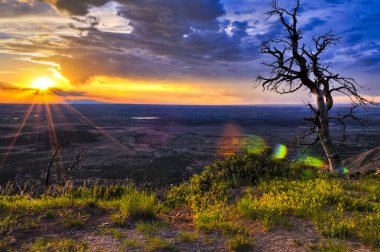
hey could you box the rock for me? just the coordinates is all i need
[343,147,380,176]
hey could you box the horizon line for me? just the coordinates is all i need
[0,102,359,106]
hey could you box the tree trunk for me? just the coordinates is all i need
[45,149,59,188]
[315,90,343,174]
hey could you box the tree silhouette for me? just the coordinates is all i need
[257,0,375,174]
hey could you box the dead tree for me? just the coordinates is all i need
[44,138,71,188]
[257,0,375,174]
[57,148,86,185]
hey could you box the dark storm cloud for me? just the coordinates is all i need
[302,17,327,31]
[0,0,377,95]
[0,0,54,17]
[47,0,110,16]
[50,88,87,97]
[38,0,260,82]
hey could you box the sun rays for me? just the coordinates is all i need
[0,88,130,170]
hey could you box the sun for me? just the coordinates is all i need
[31,77,55,91]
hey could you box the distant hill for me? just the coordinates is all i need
[64,99,110,105]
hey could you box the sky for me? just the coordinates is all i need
[0,0,379,104]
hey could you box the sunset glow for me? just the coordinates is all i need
[31,77,56,91]
[0,0,378,104]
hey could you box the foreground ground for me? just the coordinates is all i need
[0,151,379,251]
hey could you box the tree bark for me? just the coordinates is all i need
[315,89,342,174]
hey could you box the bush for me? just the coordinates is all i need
[194,150,292,190]
[164,150,313,211]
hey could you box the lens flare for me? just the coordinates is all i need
[242,135,267,154]
[274,144,287,159]
[217,123,242,157]
[342,167,349,174]
[300,156,326,168]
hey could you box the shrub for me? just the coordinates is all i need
[194,150,292,190]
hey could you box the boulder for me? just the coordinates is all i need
[344,147,380,176]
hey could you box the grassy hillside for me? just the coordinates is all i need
[0,150,379,251]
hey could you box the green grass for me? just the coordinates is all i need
[1,152,379,251]
[314,209,355,238]
[237,178,343,228]
[178,231,198,242]
[308,239,349,252]
[143,236,175,252]
[96,227,126,239]
[0,213,37,236]
[61,211,89,229]
[116,189,157,221]
[226,235,254,252]
[30,238,88,252]
[355,211,380,247]
[136,220,168,236]
[120,239,139,250]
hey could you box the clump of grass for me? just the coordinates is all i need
[30,238,53,251]
[308,239,349,252]
[0,235,16,251]
[178,231,198,242]
[193,203,241,235]
[356,212,380,248]
[121,239,139,250]
[117,189,157,221]
[341,194,374,212]
[67,185,129,201]
[136,220,167,236]
[0,213,37,236]
[111,212,129,227]
[97,227,125,239]
[237,178,343,228]
[30,238,88,252]
[314,208,355,238]
[61,212,88,229]
[144,237,175,252]
[43,209,55,219]
[226,235,254,252]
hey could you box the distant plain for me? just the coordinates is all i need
[0,104,379,184]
